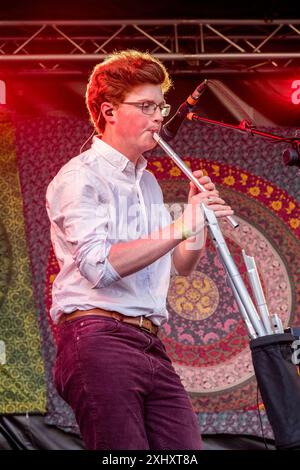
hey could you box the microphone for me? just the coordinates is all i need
[160,79,208,141]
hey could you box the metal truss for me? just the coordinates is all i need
[1,19,300,75]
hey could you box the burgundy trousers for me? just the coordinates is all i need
[54,315,202,450]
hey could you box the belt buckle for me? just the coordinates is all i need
[139,316,151,333]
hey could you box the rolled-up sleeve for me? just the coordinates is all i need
[47,169,121,288]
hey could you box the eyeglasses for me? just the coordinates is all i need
[121,101,171,117]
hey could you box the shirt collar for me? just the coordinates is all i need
[91,136,147,179]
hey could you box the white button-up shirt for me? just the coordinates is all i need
[46,136,173,325]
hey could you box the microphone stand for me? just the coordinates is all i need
[187,113,300,167]
[153,132,282,339]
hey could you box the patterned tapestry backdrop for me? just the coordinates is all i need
[12,115,300,438]
[0,112,46,414]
